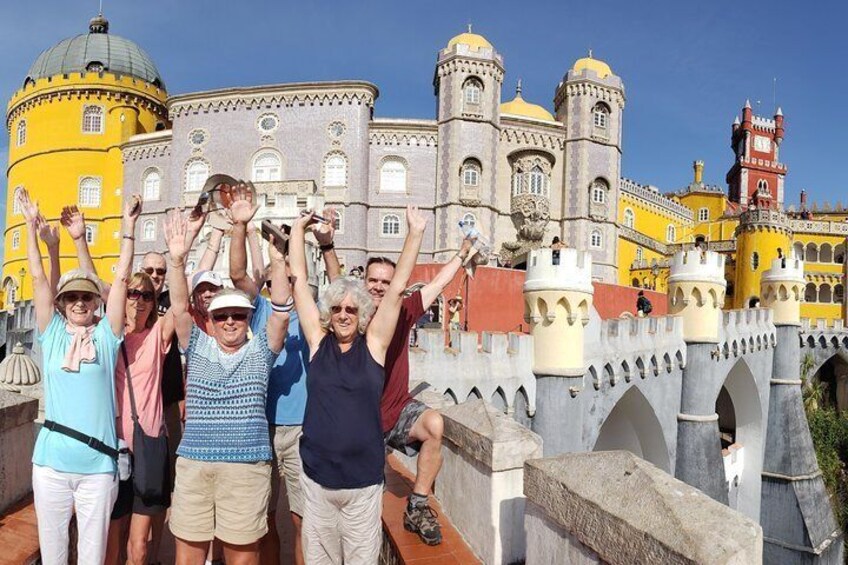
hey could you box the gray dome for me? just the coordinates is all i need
[25,14,164,88]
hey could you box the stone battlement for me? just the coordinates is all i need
[716,308,776,359]
[524,248,593,293]
[669,250,725,282]
[761,257,805,283]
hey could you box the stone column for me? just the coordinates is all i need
[0,390,38,514]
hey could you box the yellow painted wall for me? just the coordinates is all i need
[3,72,168,303]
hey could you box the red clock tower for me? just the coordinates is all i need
[726,100,787,209]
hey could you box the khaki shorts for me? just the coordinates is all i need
[169,457,271,546]
[269,424,305,517]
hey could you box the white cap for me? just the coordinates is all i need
[208,292,255,313]
[191,270,224,293]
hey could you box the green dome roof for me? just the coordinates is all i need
[25,14,164,88]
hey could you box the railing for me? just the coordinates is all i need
[619,178,693,220]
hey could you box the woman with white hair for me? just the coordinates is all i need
[290,206,426,564]
[163,200,291,565]
[18,188,139,564]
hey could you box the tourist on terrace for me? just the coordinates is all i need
[164,202,291,565]
[19,188,138,565]
[290,206,425,563]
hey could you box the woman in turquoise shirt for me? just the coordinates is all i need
[18,189,139,565]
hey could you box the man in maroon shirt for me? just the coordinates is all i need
[317,217,473,545]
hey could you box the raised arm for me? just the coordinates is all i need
[37,216,61,294]
[246,223,267,287]
[17,190,54,333]
[164,210,197,350]
[197,227,224,272]
[315,206,342,283]
[289,213,325,350]
[265,236,291,354]
[105,195,141,336]
[61,206,97,277]
[367,206,427,353]
[228,186,260,299]
[419,236,473,309]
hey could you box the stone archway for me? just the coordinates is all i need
[717,359,763,521]
[593,387,670,473]
[812,351,848,411]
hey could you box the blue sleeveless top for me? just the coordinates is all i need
[300,333,385,489]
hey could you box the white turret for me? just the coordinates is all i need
[760,257,805,326]
[668,250,727,343]
[523,248,593,375]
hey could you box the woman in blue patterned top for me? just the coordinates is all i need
[18,188,139,565]
[162,191,291,565]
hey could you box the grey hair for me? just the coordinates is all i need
[318,277,376,335]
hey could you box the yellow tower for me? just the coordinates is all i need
[3,13,168,304]
[523,247,594,375]
[668,250,726,343]
[732,209,792,309]
[761,257,805,326]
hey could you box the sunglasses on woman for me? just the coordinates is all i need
[143,267,167,276]
[127,289,155,302]
[211,312,249,323]
[63,292,96,303]
[330,305,359,316]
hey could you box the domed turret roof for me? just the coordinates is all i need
[571,50,613,79]
[447,25,493,50]
[25,14,164,88]
[499,81,555,122]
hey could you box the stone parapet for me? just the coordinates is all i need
[436,399,542,565]
[0,390,38,515]
[715,308,776,360]
[523,451,763,564]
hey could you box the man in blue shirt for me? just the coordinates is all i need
[230,215,307,565]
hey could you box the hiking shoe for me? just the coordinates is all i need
[403,503,442,545]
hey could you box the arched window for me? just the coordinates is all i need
[82,105,104,134]
[11,230,20,250]
[757,179,769,193]
[836,244,845,264]
[751,252,759,271]
[4,280,17,306]
[380,158,407,193]
[142,169,161,201]
[623,208,635,228]
[463,78,482,107]
[461,160,481,186]
[79,177,102,207]
[805,283,817,303]
[590,230,602,249]
[590,179,608,204]
[593,103,610,129]
[142,219,156,241]
[185,159,209,192]
[85,225,96,245]
[12,187,23,215]
[252,152,282,182]
[635,246,643,262]
[529,166,547,195]
[820,243,833,263]
[323,154,347,187]
[16,120,26,146]
[461,213,477,230]
[332,209,343,233]
[666,224,676,243]
[820,284,832,303]
[381,214,401,236]
[835,284,844,304]
[805,242,818,263]
[698,208,709,222]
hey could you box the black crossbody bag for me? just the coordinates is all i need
[42,419,120,459]
[121,342,170,502]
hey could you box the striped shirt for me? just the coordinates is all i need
[178,325,277,462]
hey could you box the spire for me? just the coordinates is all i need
[775,106,783,116]
[733,116,741,125]
[467,23,472,33]
[89,12,109,34]
[588,48,593,59]
[744,99,751,109]
[516,78,522,96]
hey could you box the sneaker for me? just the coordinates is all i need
[403,502,442,545]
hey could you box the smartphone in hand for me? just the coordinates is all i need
[261,220,290,255]
[299,210,330,225]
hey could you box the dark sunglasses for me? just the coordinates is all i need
[143,267,167,276]
[127,289,155,302]
[63,292,96,303]
[211,312,249,323]
[330,305,359,316]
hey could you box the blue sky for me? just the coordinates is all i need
[1,0,846,232]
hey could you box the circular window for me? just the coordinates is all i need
[328,121,345,138]
[258,113,280,133]
[188,129,207,146]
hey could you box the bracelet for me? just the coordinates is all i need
[123,234,135,241]
[170,261,185,268]
[271,296,295,313]
[319,242,335,252]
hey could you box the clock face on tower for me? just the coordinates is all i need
[754,135,771,153]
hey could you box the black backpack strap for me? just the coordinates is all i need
[121,342,140,424]
[43,419,119,459]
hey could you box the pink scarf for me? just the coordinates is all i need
[62,323,97,372]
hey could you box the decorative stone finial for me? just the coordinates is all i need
[588,48,593,58]
[516,79,522,96]
[0,343,41,392]
[467,23,472,33]
[744,99,752,109]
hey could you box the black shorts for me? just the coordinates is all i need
[110,478,170,520]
